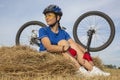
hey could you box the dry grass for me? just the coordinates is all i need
[0,46,119,80]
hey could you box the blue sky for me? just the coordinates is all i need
[0,0,120,67]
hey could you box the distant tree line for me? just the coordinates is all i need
[104,64,120,69]
[118,67,120,69]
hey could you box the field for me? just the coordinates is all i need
[0,46,119,80]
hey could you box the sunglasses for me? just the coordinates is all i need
[45,13,56,19]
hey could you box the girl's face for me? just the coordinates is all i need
[45,12,60,25]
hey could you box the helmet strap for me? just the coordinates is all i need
[49,21,58,27]
[50,14,60,27]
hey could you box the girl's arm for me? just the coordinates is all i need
[41,37,69,53]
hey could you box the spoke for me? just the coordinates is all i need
[76,14,111,49]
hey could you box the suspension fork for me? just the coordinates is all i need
[86,29,95,52]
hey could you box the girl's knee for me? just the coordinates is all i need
[58,40,69,46]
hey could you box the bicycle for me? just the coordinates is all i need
[15,11,115,52]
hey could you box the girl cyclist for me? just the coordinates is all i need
[38,4,110,77]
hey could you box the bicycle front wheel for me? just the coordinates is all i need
[73,11,115,52]
[15,21,46,50]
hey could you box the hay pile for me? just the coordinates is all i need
[0,46,104,79]
[0,46,77,78]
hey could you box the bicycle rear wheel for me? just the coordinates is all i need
[73,11,115,52]
[15,21,46,50]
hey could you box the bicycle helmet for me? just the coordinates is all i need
[43,5,63,16]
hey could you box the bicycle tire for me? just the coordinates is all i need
[16,21,46,45]
[73,11,115,52]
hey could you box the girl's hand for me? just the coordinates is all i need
[63,45,70,52]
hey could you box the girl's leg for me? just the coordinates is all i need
[58,40,110,76]
[76,43,94,66]
[61,52,91,76]
[61,52,80,69]
[68,39,93,71]
[58,40,80,69]
[68,39,110,76]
